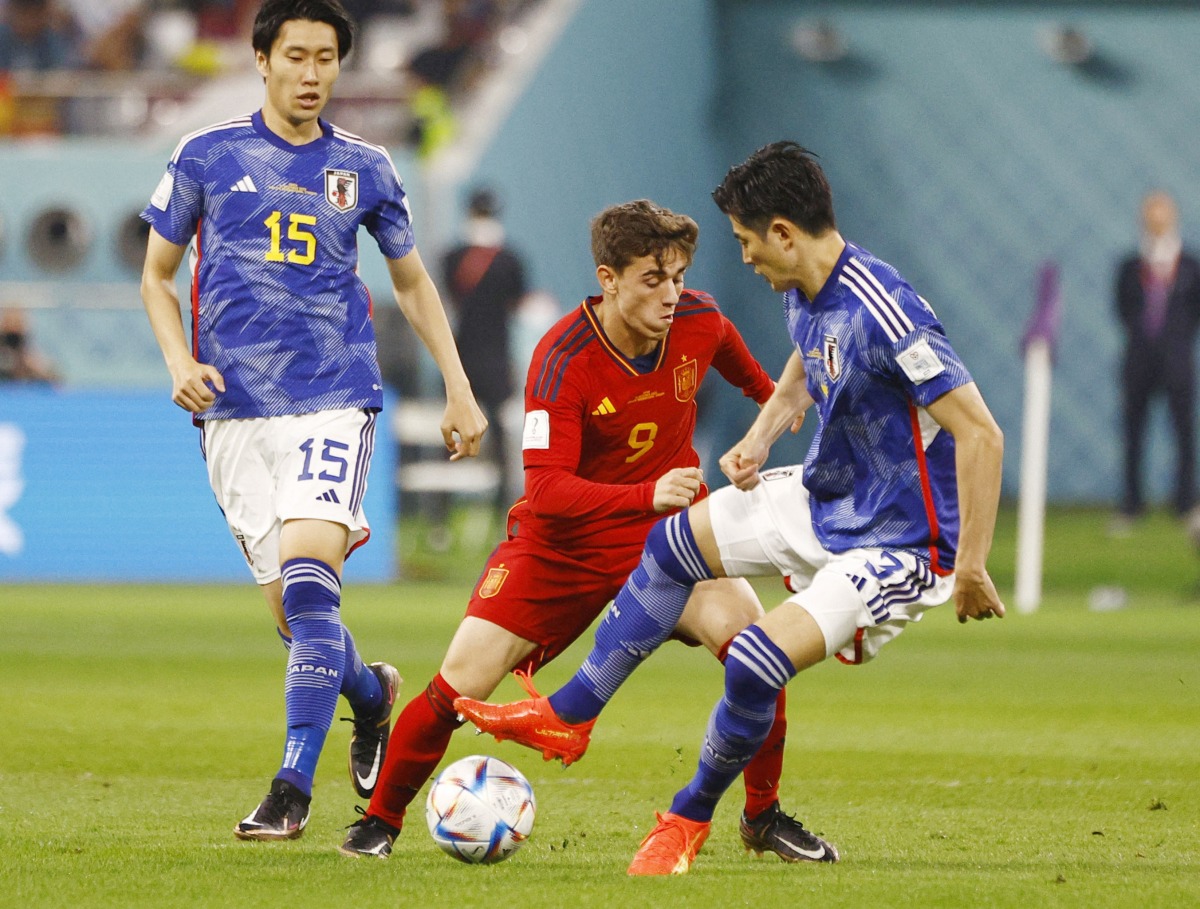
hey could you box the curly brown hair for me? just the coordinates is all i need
[590,200,699,272]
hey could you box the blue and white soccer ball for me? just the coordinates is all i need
[425,754,536,864]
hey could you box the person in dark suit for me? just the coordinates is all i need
[1115,190,1200,521]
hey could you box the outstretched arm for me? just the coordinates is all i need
[387,250,487,460]
[926,381,1006,623]
[709,311,776,404]
[140,227,225,413]
[525,464,705,522]
[719,351,814,490]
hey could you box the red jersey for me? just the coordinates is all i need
[511,289,774,553]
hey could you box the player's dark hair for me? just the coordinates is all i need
[252,0,355,62]
[590,200,699,272]
[713,141,836,236]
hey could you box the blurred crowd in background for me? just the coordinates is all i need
[0,0,539,150]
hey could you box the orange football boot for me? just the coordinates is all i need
[626,811,711,876]
[453,669,596,766]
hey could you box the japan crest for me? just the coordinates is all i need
[325,168,358,211]
[674,357,698,402]
[822,334,842,381]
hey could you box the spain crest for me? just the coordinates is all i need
[478,566,509,599]
[674,357,698,402]
[822,334,842,382]
[325,168,358,211]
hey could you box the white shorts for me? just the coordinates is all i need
[707,465,954,664]
[202,408,376,584]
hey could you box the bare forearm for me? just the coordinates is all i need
[394,279,472,396]
[141,273,193,369]
[953,421,1004,577]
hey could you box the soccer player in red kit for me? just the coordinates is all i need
[341,200,810,862]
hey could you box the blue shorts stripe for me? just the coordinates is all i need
[349,410,375,515]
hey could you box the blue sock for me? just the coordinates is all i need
[277,558,345,797]
[549,512,713,723]
[669,626,796,822]
[339,627,383,716]
[280,599,380,713]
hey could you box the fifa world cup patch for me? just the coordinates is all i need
[150,170,174,210]
[478,566,509,598]
[325,168,358,211]
[895,339,945,384]
[522,409,550,450]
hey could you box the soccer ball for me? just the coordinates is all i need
[425,754,536,864]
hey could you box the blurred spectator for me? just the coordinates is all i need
[1114,190,1200,528]
[407,0,496,91]
[342,0,417,28]
[404,56,455,157]
[189,0,258,43]
[0,308,60,385]
[0,0,76,72]
[442,186,527,519]
[62,0,147,70]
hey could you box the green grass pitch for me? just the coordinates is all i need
[2,507,1198,908]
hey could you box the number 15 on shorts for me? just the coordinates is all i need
[297,437,349,482]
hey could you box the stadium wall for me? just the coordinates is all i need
[0,386,397,582]
[473,0,1200,506]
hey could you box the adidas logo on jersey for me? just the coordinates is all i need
[591,397,617,416]
[317,489,341,503]
[230,176,258,192]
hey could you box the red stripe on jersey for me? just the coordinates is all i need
[191,218,203,360]
[189,219,205,428]
[534,312,590,401]
[908,404,949,575]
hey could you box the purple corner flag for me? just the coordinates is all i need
[1021,261,1062,358]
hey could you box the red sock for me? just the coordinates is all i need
[367,673,462,830]
[717,637,786,819]
[743,687,786,818]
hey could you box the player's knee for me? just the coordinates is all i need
[687,579,763,653]
[644,512,713,585]
[717,577,765,628]
[439,652,514,700]
[725,626,795,702]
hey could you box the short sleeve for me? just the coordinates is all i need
[141,147,204,245]
[861,289,973,406]
[363,153,415,260]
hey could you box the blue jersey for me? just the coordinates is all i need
[141,110,415,420]
[787,242,972,571]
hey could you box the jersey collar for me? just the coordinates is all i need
[806,240,857,310]
[581,297,667,377]
[251,109,332,153]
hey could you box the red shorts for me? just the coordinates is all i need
[464,532,641,674]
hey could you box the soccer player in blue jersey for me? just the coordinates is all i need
[456,141,1006,874]
[140,0,486,841]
